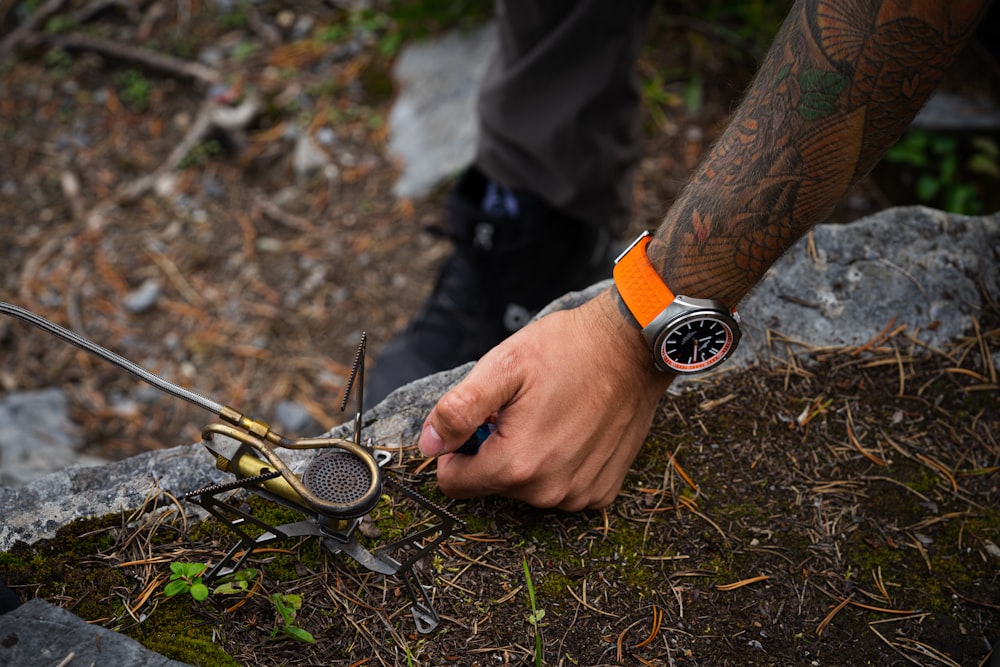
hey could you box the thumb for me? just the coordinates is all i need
[418,348,520,457]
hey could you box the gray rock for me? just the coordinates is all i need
[912,91,1000,131]
[275,399,320,434]
[0,443,233,550]
[0,598,189,667]
[0,388,105,488]
[544,207,1000,375]
[734,206,999,368]
[388,23,497,199]
[292,131,333,182]
[123,277,162,313]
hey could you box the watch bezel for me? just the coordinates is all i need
[642,296,741,374]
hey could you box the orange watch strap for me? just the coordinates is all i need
[613,233,676,329]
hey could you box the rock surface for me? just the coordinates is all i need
[730,206,1000,365]
[0,598,189,667]
[0,388,106,488]
[388,23,497,199]
[2,206,997,553]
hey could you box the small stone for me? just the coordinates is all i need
[123,279,162,313]
[275,400,318,435]
[257,237,284,253]
[316,126,336,146]
[293,133,332,182]
[276,10,295,29]
[292,15,315,40]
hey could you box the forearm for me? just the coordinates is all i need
[648,0,990,308]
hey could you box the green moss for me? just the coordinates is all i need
[0,513,237,664]
[839,508,1000,614]
[127,599,239,666]
[459,511,490,534]
[537,572,575,599]
[0,515,124,608]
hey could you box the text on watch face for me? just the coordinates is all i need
[660,318,734,372]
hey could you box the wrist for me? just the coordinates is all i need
[594,289,676,393]
[613,231,741,374]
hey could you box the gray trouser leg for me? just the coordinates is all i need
[475,0,655,234]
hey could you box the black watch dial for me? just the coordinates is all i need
[658,316,736,373]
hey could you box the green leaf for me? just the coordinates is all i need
[164,580,189,597]
[274,593,302,611]
[173,562,207,579]
[282,626,316,644]
[213,581,246,595]
[968,153,1000,179]
[915,174,940,201]
[939,152,958,183]
[945,183,980,215]
[190,582,210,602]
[214,568,259,594]
[886,141,927,167]
[528,609,546,624]
[271,594,297,625]
[930,135,958,156]
[971,136,999,158]
[684,73,703,115]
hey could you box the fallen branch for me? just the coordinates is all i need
[0,0,69,60]
[83,94,260,228]
[51,32,220,86]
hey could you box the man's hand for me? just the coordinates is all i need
[418,289,674,511]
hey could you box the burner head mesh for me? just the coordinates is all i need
[303,449,381,512]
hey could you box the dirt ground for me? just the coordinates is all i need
[0,2,999,666]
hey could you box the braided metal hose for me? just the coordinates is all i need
[0,300,224,415]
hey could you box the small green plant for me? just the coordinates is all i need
[270,593,316,644]
[212,568,260,595]
[217,0,249,29]
[640,68,684,131]
[161,565,313,643]
[885,130,1000,215]
[43,15,74,34]
[179,139,223,169]
[114,68,152,112]
[43,48,72,77]
[163,562,210,601]
[232,41,257,62]
[522,556,545,667]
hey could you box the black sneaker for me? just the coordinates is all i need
[366,167,613,404]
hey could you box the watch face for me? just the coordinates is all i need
[658,315,737,373]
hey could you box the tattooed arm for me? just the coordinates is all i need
[650,0,989,307]
[419,0,990,510]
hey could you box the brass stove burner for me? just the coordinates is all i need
[0,301,464,634]
[304,450,380,508]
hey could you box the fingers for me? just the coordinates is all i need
[434,416,635,510]
[418,342,520,458]
[418,290,673,510]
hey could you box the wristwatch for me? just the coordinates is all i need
[613,231,741,374]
